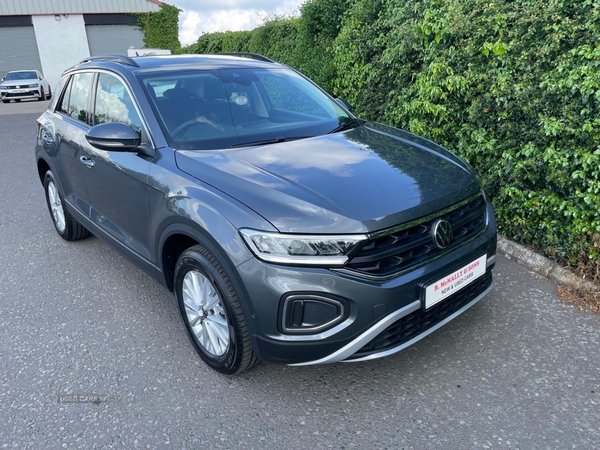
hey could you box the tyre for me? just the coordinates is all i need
[46,86,52,100]
[43,171,90,241]
[38,87,45,101]
[1,99,8,104]
[14,99,20,102]
[174,244,258,374]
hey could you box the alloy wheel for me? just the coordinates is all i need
[47,181,66,233]
[182,270,230,356]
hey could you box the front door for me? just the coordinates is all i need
[81,72,154,263]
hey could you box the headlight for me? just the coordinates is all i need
[240,229,367,265]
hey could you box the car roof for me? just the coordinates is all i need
[8,70,37,73]
[66,54,285,76]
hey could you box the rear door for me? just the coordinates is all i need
[50,72,94,218]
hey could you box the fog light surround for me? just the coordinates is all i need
[280,294,348,334]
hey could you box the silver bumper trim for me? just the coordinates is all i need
[289,280,494,366]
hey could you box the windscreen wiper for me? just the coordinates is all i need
[328,119,361,134]
[229,136,312,148]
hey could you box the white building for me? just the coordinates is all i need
[0,0,162,89]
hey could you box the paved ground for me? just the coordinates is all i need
[0,103,599,449]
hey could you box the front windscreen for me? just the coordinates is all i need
[5,71,37,81]
[137,67,352,150]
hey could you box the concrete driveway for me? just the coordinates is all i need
[0,102,598,449]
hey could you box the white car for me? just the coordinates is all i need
[0,70,51,103]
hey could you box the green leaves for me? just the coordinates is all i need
[180,0,600,280]
[482,41,508,56]
[135,3,181,52]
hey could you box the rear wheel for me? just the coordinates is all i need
[38,87,45,101]
[14,99,20,103]
[174,244,258,374]
[43,171,90,241]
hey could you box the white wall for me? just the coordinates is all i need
[32,14,90,90]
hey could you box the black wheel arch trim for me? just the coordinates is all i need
[156,220,262,358]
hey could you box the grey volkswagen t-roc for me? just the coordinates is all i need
[35,53,497,374]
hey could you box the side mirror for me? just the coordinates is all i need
[85,122,140,151]
[1,77,4,82]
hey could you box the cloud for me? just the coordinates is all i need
[177,0,303,46]
[175,0,298,14]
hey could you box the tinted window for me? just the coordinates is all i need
[51,76,69,112]
[259,74,329,117]
[139,68,349,150]
[58,77,72,116]
[63,73,93,123]
[94,73,142,135]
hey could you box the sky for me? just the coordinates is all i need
[174,0,306,47]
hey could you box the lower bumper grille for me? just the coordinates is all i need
[4,91,37,97]
[347,270,493,360]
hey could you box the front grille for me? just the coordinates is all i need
[347,270,493,360]
[345,195,486,278]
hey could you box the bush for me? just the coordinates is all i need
[136,2,181,52]
[184,0,600,280]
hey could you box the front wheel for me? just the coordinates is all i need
[43,171,90,241]
[174,245,258,374]
[1,99,8,104]
[38,87,45,101]
[46,86,52,100]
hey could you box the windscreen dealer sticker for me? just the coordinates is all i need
[425,254,487,309]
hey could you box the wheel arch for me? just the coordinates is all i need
[157,219,261,351]
[37,157,51,184]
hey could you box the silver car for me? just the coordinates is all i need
[0,70,51,103]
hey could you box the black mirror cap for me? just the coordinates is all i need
[85,122,141,151]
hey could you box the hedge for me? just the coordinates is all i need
[183,0,600,281]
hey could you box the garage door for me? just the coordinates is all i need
[0,26,43,79]
[86,25,145,56]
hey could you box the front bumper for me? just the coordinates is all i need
[1,88,41,100]
[236,200,498,365]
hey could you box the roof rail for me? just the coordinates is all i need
[79,54,140,67]
[218,52,274,63]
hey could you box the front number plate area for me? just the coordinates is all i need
[425,254,487,309]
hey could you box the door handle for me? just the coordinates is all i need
[79,155,95,168]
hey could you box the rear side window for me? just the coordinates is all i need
[57,78,72,116]
[50,76,69,112]
[58,72,94,124]
[93,73,142,135]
